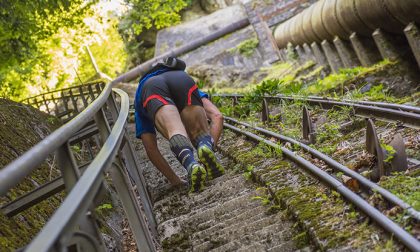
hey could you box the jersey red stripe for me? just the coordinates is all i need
[187,84,198,105]
[143,94,169,108]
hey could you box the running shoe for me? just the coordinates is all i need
[188,163,207,193]
[198,145,225,180]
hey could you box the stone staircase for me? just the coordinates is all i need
[153,156,300,251]
[127,125,308,251]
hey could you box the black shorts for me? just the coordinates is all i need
[141,70,203,121]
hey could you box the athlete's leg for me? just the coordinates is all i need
[180,105,225,179]
[160,70,225,180]
[179,105,209,141]
[142,77,206,192]
[154,106,206,192]
[154,105,188,139]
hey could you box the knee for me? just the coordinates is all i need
[210,110,223,122]
[215,111,223,120]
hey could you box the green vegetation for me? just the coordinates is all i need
[380,143,396,163]
[286,42,298,61]
[118,0,193,66]
[229,38,259,57]
[96,203,113,211]
[222,131,395,250]
[0,99,63,249]
[243,165,255,181]
[1,0,193,100]
[379,173,420,211]
[345,83,412,104]
[0,1,127,101]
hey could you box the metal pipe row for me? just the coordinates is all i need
[274,0,420,48]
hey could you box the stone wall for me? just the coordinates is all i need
[154,4,248,58]
[154,0,314,87]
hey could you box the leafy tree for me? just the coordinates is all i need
[0,0,96,99]
[118,0,192,67]
[77,18,128,82]
[0,0,95,71]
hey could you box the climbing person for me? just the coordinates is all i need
[134,57,224,193]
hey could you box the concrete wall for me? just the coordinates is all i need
[155,0,314,67]
[153,0,314,87]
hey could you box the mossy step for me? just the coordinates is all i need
[153,173,247,215]
[192,212,281,246]
[266,240,297,252]
[196,205,267,232]
[157,192,259,240]
[156,186,255,225]
[221,133,392,251]
[200,224,293,252]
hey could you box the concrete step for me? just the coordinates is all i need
[195,222,293,251]
[157,191,259,240]
[196,204,267,233]
[192,205,268,241]
[154,174,250,223]
[266,240,297,252]
[192,212,281,249]
[153,152,298,251]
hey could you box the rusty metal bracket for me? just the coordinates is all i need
[233,96,239,107]
[233,96,239,117]
[388,133,408,174]
[262,98,270,123]
[366,119,385,182]
[302,106,316,144]
[366,119,408,182]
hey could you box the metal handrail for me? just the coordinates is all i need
[1,82,157,251]
[20,81,105,105]
[25,89,154,251]
[212,93,420,129]
[1,19,254,250]
[224,122,420,252]
[225,116,420,221]
[0,83,113,194]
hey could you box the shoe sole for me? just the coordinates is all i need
[198,146,225,180]
[190,165,207,193]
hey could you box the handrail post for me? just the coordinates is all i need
[106,94,157,236]
[68,89,79,113]
[42,94,51,114]
[56,143,106,251]
[94,93,156,249]
[79,86,89,108]
[109,163,156,252]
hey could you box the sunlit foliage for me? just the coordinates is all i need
[0,1,127,100]
[118,0,192,66]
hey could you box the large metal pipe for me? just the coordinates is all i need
[274,0,419,48]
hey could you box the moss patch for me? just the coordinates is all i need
[220,130,399,251]
[0,98,63,250]
[229,38,259,57]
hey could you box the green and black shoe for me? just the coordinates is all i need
[198,145,225,180]
[188,163,207,193]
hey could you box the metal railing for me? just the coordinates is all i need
[1,82,156,251]
[20,81,106,122]
[0,19,257,251]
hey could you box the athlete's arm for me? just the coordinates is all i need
[141,133,185,186]
[202,98,223,147]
